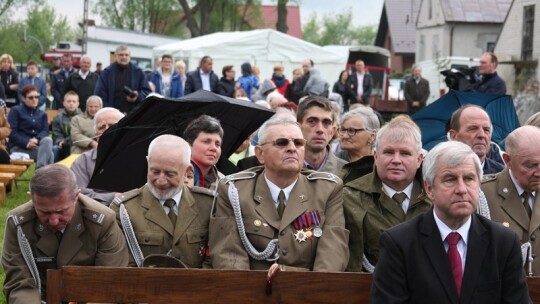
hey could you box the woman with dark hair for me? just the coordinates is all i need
[7,85,54,168]
[183,115,224,190]
[333,70,349,112]
[216,65,236,98]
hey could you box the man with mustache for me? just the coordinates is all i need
[111,134,214,268]
[209,118,349,271]
[448,105,504,174]
[482,125,540,276]
[343,116,432,272]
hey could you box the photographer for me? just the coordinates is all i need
[94,45,151,114]
[471,52,506,95]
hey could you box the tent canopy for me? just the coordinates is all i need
[153,29,346,81]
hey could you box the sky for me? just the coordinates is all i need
[14,0,384,28]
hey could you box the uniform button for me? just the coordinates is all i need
[533,254,537,258]
[282,250,287,256]
[532,235,536,240]
[280,231,285,236]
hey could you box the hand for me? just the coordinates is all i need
[356,96,362,103]
[126,90,139,103]
[26,138,38,150]
[89,141,98,149]
[58,141,64,149]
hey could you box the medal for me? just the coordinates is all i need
[313,227,323,237]
[294,230,307,242]
[312,210,322,238]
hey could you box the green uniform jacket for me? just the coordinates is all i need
[209,167,349,271]
[111,184,214,268]
[2,194,129,303]
[343,169,431,272]
[482,168,540,275]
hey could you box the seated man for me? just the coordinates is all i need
[111,135,214,268]
[448,105,504,174]
[209,118,349,271]
[371,141,529,303]
[1,164,128,302]
[8,85,53,168]
[70,107,125,205]
[52,90,82,161]
[343,116,432,272]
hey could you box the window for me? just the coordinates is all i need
[522,5,535,61]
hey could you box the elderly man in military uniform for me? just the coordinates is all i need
[297,96,346,176]
[209,118,349,271]
[111,134,214,268]
[343,116,432,272]
[2,164,129,303]
[482,125,540,276]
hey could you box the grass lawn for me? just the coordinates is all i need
[0,165,35,304]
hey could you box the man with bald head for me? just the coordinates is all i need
[449,105,504,174]
[111,134,214,268]
[483,125,540,276]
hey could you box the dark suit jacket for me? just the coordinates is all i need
[404,77,430,113]
[346,72,373,105]
[371,211,530,304]
[184,68,219,95]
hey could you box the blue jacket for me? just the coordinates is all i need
[7,103,49,150]
[94,62,151,113]
[149,69,183,98]
[472,72,507,95]
[237,74,259,100]
[18,76,47,108]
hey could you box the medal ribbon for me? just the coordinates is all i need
[294,210,322,230]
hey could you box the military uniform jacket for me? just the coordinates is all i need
[2,194,129,303]
[343,168,432,272]
[482,168,540,275]
[209,167,349,271]
[111,184,214,268]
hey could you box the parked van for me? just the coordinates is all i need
[416,56,479,105]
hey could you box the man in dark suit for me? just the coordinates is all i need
[346,59,373,105]
[183,56,219,95]
[371,141,530,304]
[404,64,429,114]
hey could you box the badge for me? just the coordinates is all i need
[502,222,510,227]
[254,219,262,227]
[313,227,323,238]
[294,230,307,242]
[503,188,508,193]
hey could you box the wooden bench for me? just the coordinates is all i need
[47,267,372,303]
[0,172,15,201]
[10,159,35,167]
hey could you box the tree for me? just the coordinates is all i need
[0,0,37,19]
[276,0,288,33]
[302,11,376,46]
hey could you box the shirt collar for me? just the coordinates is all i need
[382,182,413,200]
[159,189,183,209]
[264,174,297,206]
[509,169,536,197]
[433,209,471,246]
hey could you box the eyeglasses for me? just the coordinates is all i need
[338,127,367,136]
[27,95,40,100]
[260,138,306,148]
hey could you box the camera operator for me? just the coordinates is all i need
[471,52,506,95]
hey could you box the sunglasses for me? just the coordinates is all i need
[27,95,40,100]
[260,138,306,148]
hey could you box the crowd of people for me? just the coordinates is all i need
[0,46,535,303]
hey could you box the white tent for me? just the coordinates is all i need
[153,29,347,85]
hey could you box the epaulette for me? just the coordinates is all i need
[112,188,142,206]
[306,171,339,183]
[481,174,498,183]
[221,171,257,184]
[83,209,107,225]
[190,186,216,197]
[8,209,36,226]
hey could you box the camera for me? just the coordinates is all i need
[440,67,478,91]
[122,86,137,98]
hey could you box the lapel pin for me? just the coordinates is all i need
[254,219,262,227]
[502,222,510,227]
[503,188,508,193]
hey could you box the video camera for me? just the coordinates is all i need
[440,66,479,91]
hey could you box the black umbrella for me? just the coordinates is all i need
[88,90,274,192]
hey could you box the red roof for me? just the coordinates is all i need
[242,5,302,39]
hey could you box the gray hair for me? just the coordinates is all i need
[340,107,380,130]
[375,116,422,153]
[505,125,540,156]
[423,141,482,186]
[257,118,301,145]
[30,164,78,200]
[86,95,103,108]
[147,134,191,166]
[94,107,124,132]
[115,45,129,54]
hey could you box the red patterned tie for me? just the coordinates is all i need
[447,232,463,298]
